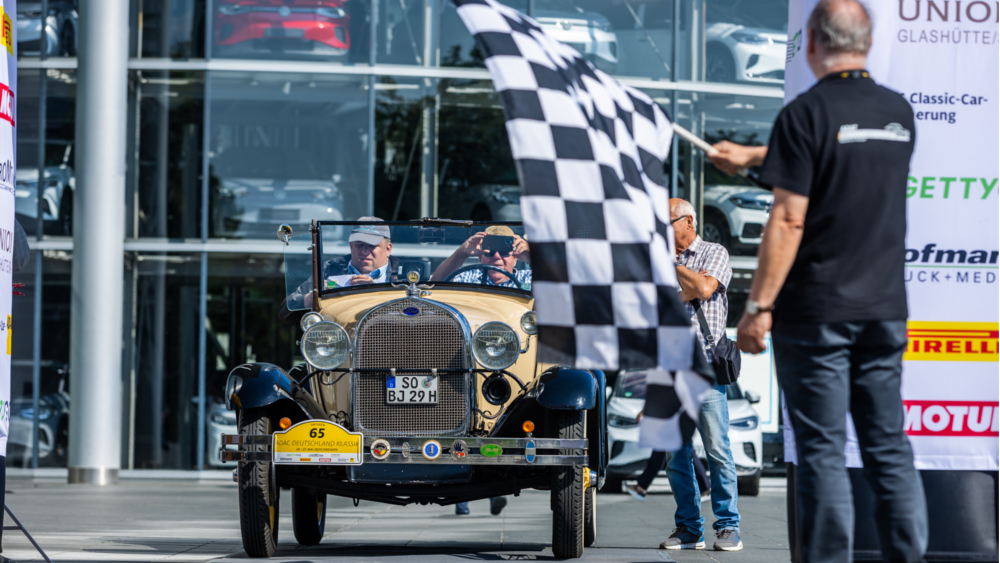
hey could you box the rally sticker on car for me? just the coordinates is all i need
[272,420,363,465]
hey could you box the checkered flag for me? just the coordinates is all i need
[453,0,714,450]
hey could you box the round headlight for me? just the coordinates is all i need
[301,321,351,370]
[473,322,521,370]
[520,311,538,335]
[300,311,323,332]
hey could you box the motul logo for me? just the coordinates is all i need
[904,401,999,436]
[0,84,13,127]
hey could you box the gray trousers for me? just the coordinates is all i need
[774,320,928,563]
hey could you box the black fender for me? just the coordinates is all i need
[536,367,607,483]
[585,370,608,485]
[536,367,597,410]
[225,363,308,419]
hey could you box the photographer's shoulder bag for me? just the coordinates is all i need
[692,300,741,385]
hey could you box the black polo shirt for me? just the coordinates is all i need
[759,70,915,326]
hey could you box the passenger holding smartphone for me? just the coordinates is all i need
[431,225,532,290]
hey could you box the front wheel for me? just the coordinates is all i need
[738,470,761,497]
[551,410,585,559]
[292,487,327,546]
[584,485,597,547]
[238,408,280,557]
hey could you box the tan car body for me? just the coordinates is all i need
[311,287,552,434]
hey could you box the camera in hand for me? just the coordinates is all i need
[481,235,514,257]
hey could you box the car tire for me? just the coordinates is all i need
[598,475,623,494]
[738,470,761,497]
[706,43,736,83]
[702,211,731,248]
[583,485,597,547]
[550,409,585,559]
[59,25,76,57]
[238,408,280,558]
[291,487,327,546]
[58,188,73,236]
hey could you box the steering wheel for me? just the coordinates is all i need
[443,264,519,284]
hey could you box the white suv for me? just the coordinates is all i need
[703,185,773,253]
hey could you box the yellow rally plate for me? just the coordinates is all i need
[272,420,363,465]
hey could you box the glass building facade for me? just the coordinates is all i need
[11,0,788,469]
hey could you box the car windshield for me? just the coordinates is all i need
[284,221,531,310]
[614,371,647,400]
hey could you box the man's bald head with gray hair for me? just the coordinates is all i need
[806,0,872,74]
[670,198,697,230]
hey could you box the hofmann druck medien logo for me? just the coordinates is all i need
[904,321,999,362]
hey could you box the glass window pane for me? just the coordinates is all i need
[16,0,79,58]
[677,0,788,85]
[7,250,73,468]
[43,69,76,237]
[14,70,42,236]
[374,76,517,221]
[130,71,205,239]
[208,72,370,239]
[130,252,201,469]
[135,0,206,58]
[211,0,369,63]
[206,253,296,467]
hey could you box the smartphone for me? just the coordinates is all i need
[481,234,514,256]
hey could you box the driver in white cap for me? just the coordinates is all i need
[279,217,396,325]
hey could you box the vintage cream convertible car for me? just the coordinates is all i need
[221,220,607,559]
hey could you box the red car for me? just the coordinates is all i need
[214,0,350,56]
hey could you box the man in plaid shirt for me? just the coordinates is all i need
[628,198,742,552]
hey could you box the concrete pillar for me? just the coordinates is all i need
[68,0,129,485]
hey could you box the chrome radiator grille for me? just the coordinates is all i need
[353,298,469,436]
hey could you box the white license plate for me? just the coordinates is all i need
[386,375,439,404]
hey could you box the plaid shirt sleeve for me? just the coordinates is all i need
[701,243,733,296]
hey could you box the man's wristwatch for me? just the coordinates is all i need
[745,300,773,316]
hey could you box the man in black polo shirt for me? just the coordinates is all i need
[718,1,929,562]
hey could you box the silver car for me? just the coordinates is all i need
[604,370,763,496]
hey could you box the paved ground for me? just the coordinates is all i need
[0,476,789,563]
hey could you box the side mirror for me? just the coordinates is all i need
[277,224,293,245]
[744,390,761,404]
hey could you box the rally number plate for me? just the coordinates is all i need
[386,374,439,404]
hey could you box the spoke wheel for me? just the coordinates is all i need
[551,410,585,559]
[238,408,280,557]
[292,487,327,546]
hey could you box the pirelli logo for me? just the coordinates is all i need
[904,321,998,362]
[0,7,11,56]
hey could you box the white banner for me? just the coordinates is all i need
[0,0,14,458]
[783,0,999,471]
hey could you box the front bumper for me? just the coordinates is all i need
[221,434,587,466]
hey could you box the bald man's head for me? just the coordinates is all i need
[808,0,872,55]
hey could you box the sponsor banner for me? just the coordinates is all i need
[904,321,999,362]
[0,0,13,458]
[784,0,998,470]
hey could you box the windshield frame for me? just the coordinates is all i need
[312,220,531,300]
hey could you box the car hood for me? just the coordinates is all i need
[607,396,643,419]
[704,185,773,204]
[707,22,787,42]
[728,398,757,421]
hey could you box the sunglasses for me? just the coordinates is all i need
[482,247,513,257]
[671,215,690,225]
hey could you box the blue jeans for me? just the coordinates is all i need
[774,321,927,563]
[665,384,740,534]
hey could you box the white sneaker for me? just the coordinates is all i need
[625,484,647,501]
